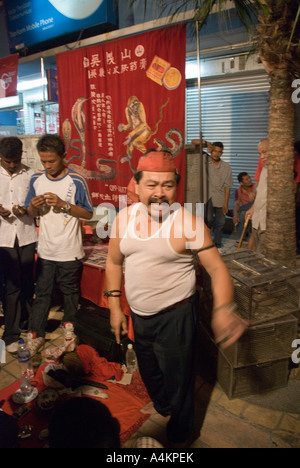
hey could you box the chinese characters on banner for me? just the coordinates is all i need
[0,54,18,98]
[56,25,186,207]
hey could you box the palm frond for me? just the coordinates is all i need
[194,0,260,32]
[288,3,300,50]
[129,0,261,33]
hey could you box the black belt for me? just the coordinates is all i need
[161,296,193,313]
[136,294,195,319]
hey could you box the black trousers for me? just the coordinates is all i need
[130,293,198,442]
[0,239,36,345]
[30,257,83,338]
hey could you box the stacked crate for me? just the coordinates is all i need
[199,250,299,399]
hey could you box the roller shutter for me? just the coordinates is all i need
[185,73,270,188]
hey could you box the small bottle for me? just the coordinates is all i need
[18,338,34,394]
[126,343,137,374]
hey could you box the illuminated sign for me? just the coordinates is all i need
[0,54,18,98]
[3,0,117,54]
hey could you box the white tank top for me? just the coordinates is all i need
[120,203,196,316]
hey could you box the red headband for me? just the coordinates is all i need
[137,151,177,172]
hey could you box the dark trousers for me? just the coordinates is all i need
[0,240,36,345]
[205,198,225,248]
[30,258,83,338]
[237,202,253,239]
[130,293,198,442]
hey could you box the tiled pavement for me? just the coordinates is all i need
[1,236,300,449]
[1,305,300,449]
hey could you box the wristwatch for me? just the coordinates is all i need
[62,201,71,214]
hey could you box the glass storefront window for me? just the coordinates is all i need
[0,56,58,136]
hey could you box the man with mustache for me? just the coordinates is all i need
[105,150,246,446]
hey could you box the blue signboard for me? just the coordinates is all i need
[3,0,118,54]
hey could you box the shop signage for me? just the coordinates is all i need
[3,0,118,54]
[0,54,18,98]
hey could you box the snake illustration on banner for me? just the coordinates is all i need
[62,95,184,181]
[62,97,117,181]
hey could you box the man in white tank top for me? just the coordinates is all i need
[105,150,247,445]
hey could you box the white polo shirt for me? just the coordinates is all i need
[0,163,38,248]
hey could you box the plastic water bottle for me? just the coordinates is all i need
[126,344,137,373]
[18,339,34,394]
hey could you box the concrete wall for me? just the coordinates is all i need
[19,135,43,171]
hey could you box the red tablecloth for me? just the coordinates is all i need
[1,364,151,448]
[81,244,134,340]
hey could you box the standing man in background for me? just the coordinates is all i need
[0,137,38,354]
[205,142,233,253]
[25,134,93,356]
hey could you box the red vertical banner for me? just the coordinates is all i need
[0,54,18,98]
[56,25,186,207]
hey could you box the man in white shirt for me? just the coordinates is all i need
[246,139,268,255]
[0,137,38,354]
[25,134,93,355]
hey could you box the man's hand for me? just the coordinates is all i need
[212,307,248,349]
[43,192,65,211]
[30,194,46,209]
[0,204,11,217]
[29,195,49,216]
[110,308,128,344]
[12,205,27,217]
[222,203,229,215]
[233,215,239,225]
[246,205,254,220]
[207,141,214,153]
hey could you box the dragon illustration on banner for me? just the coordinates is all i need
[62,95,184,181]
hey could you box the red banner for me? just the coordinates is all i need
[0,54,18,98]
[56,25,186,207]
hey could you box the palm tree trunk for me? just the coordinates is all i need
[266,69,296,266]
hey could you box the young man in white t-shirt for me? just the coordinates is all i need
[25,134,93,355]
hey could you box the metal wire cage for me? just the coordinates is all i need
[198,321,291,399]
[222,315,298,366]
[221,252,300,324]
